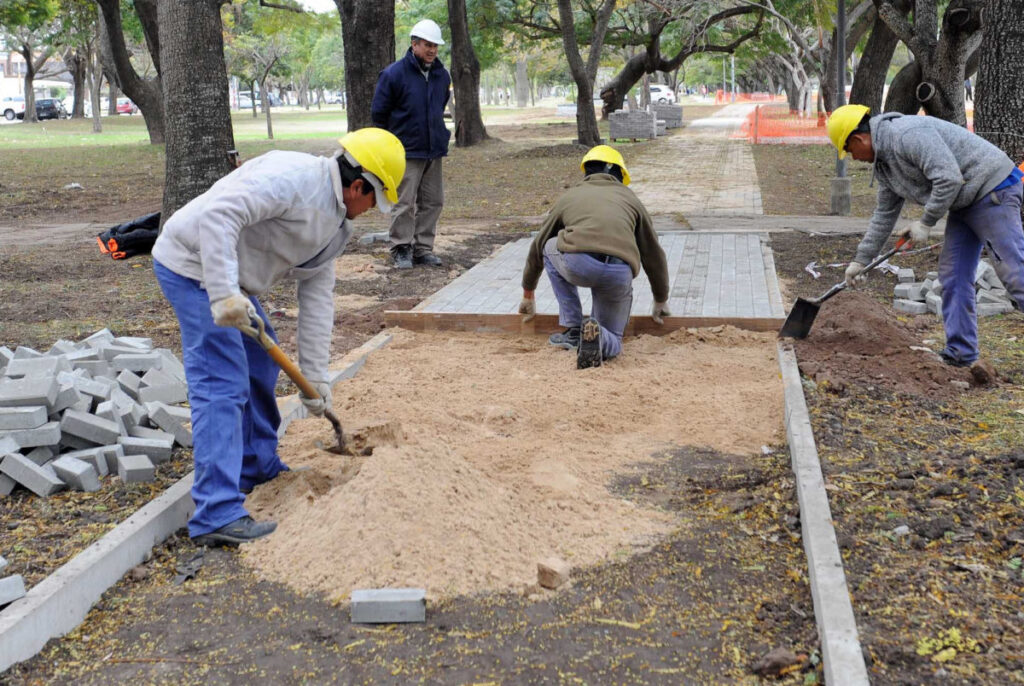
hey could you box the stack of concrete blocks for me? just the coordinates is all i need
[609,109,659,141]
[891,259,1017,317]
[0,329,193,499]
[652,103,683,129]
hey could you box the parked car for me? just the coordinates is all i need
[2,96,25,121]
[116,97,138,115]
[649,84,676,104]
[237,93,255,109]
[35,98,68,120]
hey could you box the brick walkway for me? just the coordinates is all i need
[629,103,763,217]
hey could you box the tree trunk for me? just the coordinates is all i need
[261,81,274,139]
[514,58,529,107]
[19,47,38,124]
[820,2,875,111]
[90,48,102,132]
[850,0,911,112]
[158,0,236,222]
[336,0,394,131]
[600,53,647,119]
[975,0,1024,172]
[447,0,489,146]
[557,0,616,146]
[66,49,87,118]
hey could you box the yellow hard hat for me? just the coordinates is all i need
[827,104,871,159]
[338,128,406,210]
[580,144,631,186]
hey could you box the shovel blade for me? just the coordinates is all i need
[779,298,821,339]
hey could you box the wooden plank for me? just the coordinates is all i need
[383,310,784,335]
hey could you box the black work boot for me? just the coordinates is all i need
[577,317,603,369]
[192,516,277,547]
[548,326,581,350]
[391,245,413,269]
[413,252,443,267]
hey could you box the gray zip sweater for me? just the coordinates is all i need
[854,112,1015,265]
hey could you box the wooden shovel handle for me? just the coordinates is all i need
[240,317,323,400]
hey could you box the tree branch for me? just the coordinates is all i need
[875,0,921,56]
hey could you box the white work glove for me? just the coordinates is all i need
[210,294,257,329]
[300,381,332,417]
[844,261,866,288]
[894,220,930,245]
[651,301,670,325]
[518,291,536,322]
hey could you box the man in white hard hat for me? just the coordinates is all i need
[372,18,452,269]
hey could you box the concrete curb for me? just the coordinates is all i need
[0,332,393,673]
[777,341,869,685]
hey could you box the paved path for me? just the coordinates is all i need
[629,103,763,217]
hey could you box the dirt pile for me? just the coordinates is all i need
[793,290,972,398]
[243,327,784,603]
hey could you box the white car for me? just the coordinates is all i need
[649,84,675,104]
[2,96,26,121]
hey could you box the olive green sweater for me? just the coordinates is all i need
[521,174,669,302]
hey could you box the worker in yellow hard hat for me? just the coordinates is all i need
[518,145,669,369]
[151,128,405,546]
[828,103,1024,374]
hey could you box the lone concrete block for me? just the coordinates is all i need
[137,382,188,405]
[0,347,12,366]
[893,298,929,315]
[61,446,111,477]
[141,367,176,388]
[894,283,925,301]
[116,453,155,482]
[0,406,47,431]
[350,588,426,623]
[111,353,162,373]
[118,435,174,463]
[57,371,113,403]
[537,557,571,589]
[0,574,26,607]
[0,452,64,496]
[2,420,61,449]
[146,402,193,447]
[926,292,943,315]
[0,473,16,496]
[51,456,101,492]
[61,410,121,446]
[0,376,60,409]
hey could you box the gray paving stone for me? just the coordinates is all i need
[60,410,121,446]
[116,369,143,400]
[3,356,70,380]
[98,444,125,474]
[140,367,176,388]
[47,340,77,356]
[51,383,84,415]
[118,435,174,464]
[61,446,111,477]
[51,456,101,492]
[893,298,929,315]
[0,554,6,572]
[0,452,64,496]
[155,349,187,384]
[977,290,1011,305]
[79,328,115,348]
[63,347,100,363]
[111,353,162,373]
[978,302,1015,316]
[112,336,153,350]
[138,382,188,405]
[0,473,16,496]
[894,283,925,302]
[146,402,193,447]
[0,574,26,606]
[0,435,17,455]
[0,406,47,431]
[2,421,61,449]
[59,433,96,451]
[70,359,111,378]
[12,346,43,360]
[896,268,915,284]
[350,588,426,623]
[926,292,943,315]
[0,347,12,366]
[128,426,175,443]
[116,453,155,482]
[24,445,55,466]
[56,371,113,402]
[0,376,60,409]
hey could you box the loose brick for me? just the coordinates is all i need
[24,445,55,466]
[117,453,155,482]
[893,298,929,315]
[155,349,187,384]
[0,473,16,496]
[3,356,71,379]
[128,426,176,443]
[61,446,111,476]
[51,384,85,415]
[111,353,162,373]
[138,382,188,405]
[0,574,26,607]
[2,420,61,449]
[112,336,154,351]
[51,456,101,492]
[978,302,1014,316]
[118,435,174,463]
[537,557,571,589]
[0,452,64,496]
[350,588,426,623]
[79,328,115,348]
[0,555,6,572]
[60,433,96,451]
[63,347,100,363]
[896,268,915,284]
[71,360,111,378]
[926,292,943,314]
[0,435,17,455]
[116,369,143,400]
[0,347,12,366]
[146,402,193,447]
[0,376,60,409]
[56,371,113,402]
[98,444,125,474]
[894,283,925,301]
[12,346,43,360]
[0,406,47,431]
[140,367,177,389]
[47,339,77,356]
[61,409,121,446]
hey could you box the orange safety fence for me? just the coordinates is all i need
[714,90,781,105]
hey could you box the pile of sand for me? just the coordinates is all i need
[243,327,783,602]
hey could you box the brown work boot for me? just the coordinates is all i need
[969,359,997,385]
[577,317,603,369]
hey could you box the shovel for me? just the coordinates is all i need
[779,237,909,339]
[240,315,348,455]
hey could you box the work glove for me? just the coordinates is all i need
[894,220,930,245]
[651,301,671,325]
[518,290,536,322]
[844,261,866,288]
[300,381,332,417]
[211,293,257,329]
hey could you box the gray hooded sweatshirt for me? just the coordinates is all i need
[854,112,1015,265]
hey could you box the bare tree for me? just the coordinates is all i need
[447,0,489,146]
[335,0,394,130]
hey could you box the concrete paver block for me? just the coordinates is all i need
[12,346,43,360]
[926,292,943,315]
[51,456,101,492]
[128,426,175,443]
[118,436,174,464]
[3,357,70,380]
[60,434,95,452]
[0,452,64,496]
[47,340,77,356]
[893,283,925,302]
[61,446,111,477]
[116,453,155,482]
[140,367,176,388]
[0,347,12,366]
[0,406,47,431]
[55,372,112,403]
[155,349,187,384]
[0,376,60,409]
[978,302,1014,316]
[116,370,143,400]
[0,555,6,572]
[350,588,426,623]
[60,410,121,446]
[893,299,929,315]
[0,436,17,455]
[111,353,162,373]
[112,336,153,350]
[63,347,100,364]
[146,402,193,447]
[24,446,55,466]
[137,383,188,405]
[2,421,61,449]
[70,360,111,378]
[51,384,85,415]
[977,290,1011,305]
[896,268,915,284]
[0,473,16,496]
[79,328,114,348]
[0,574,26,607]
[98,344,146,362]
[98,444,125,474]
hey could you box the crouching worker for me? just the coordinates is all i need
[151,128,405,546]
[828,104,1024,372]
[518,145,670,369]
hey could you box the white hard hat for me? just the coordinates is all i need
[410,19,445,45]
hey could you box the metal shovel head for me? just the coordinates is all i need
[779,297,821,339]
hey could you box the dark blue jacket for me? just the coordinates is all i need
[371,49,451,160]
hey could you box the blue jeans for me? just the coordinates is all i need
[939,183,1024,364]
[154,261,288,537]
[543,238,634,359]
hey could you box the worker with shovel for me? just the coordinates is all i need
[151,128,405,546]
[828,104,1024,373]
[518,145,670,369]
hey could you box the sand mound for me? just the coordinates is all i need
[243,327,783,602]
[794,291,972,397]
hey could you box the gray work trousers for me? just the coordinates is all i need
[389,157,444,257]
